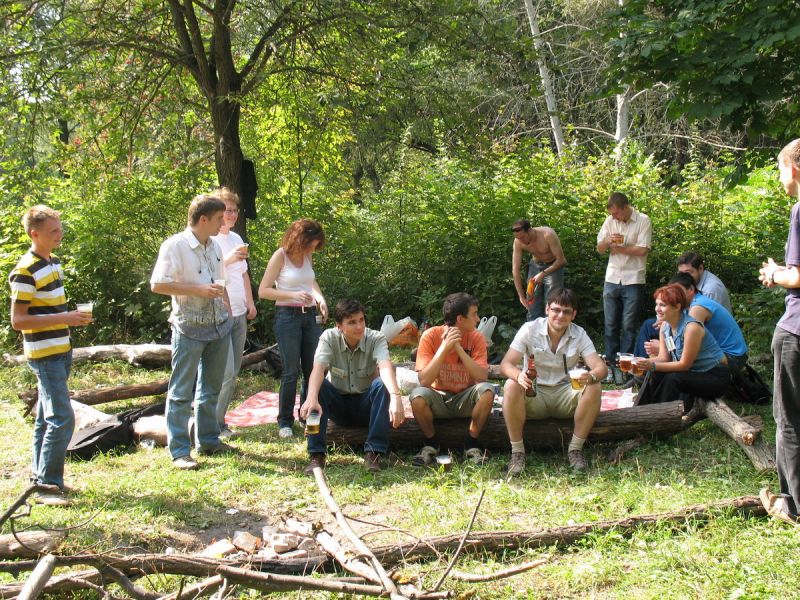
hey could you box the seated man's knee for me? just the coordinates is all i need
[579,384,602,406]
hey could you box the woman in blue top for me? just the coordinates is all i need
[637,283,730,410]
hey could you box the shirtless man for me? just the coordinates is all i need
[511,219,567,321]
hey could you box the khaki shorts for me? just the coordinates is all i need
[410,382,495,418]
[524,384,582,419]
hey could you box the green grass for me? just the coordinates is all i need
[1,360,798,599]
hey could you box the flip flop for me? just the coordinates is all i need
[760,487,799,526]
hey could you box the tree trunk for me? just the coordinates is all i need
[0,531,66,559]
[613,0,630,160]
[4,344,172,367]
[326,401,686,450]
[522,0,565,155]
[210,96,246,238]
[698,399,776,472]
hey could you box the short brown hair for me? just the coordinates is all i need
[607,191,629,209]
[281,219,325,255]
[214,187,240,206]
[187,194,226,226]
[22,205,60,235]
[546,287,579,311]
[779,139,800,169]
[654,283,689,310]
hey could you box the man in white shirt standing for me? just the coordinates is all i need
[596,192,652,377]
[211,188,258,438]
[151,193,234,470]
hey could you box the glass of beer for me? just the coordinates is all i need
[76,302,94,317]
[631,357,646,376]
[569,368,586,390]
[618,353,633,373]
[611,233,624,245]
[305,410,321,436]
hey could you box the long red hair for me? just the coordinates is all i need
[281,219,325,256]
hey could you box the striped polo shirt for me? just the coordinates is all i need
[8,251,71,359]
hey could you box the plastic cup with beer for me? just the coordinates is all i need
[305,410,321,436]
[611,232,624,245]
[569,368,587,390]
[76,302,94,317]
[239,243,249,258]
[618,353,633,373]
[214,278,226,289]
[631,357,647,376]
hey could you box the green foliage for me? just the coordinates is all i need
[603,1,800,137]
[1,141,792,352]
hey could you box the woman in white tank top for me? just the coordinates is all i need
[259,219,328,437]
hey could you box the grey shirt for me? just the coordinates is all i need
[697,269,732,314]
[314,327,391,394]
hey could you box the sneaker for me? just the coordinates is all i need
[412,445,438,467]
[304,453,326,475]
[172,455,198,470]
[199,442,236,456]
[364,451,382,473]
[33,490,73,507]
[464,447,485,465]
[219,426,235,440]
[507,452,526,477]
[279,426,294,439]
[567,449,588,473]
[760,487,799,526]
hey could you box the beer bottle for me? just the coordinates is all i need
[525,355,537,397]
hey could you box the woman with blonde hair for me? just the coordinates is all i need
[259,219,328,438]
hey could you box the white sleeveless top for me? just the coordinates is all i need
[275,248,315,307]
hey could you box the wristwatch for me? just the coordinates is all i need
[589,372,598,384]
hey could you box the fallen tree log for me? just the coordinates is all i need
[17,345,280,411]
[699,398,760,446]
[17,554,57,600]
[371,495,765,564]
[0,531,66,559]
[326,401,686,451]
[698,399,776,472]
[4,344,172,367]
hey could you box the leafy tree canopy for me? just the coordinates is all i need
[603,1,800,139]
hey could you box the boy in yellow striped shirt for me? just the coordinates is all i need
[8,206,92,506]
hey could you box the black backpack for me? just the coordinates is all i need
[727,364,772,405]
[67,403,165,460]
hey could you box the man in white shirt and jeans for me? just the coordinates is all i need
[211,188,257,438]
[596,191,652,378]
[500,288,607,476]
[151,193,234,470]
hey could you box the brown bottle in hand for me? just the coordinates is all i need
[525,356,537,397]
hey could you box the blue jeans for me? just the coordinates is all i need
[307,378,390,454]
[526,261,565,321]
[217,314,248,427]
[27,352,74,488]
[773,326,800,518]
[166,327,230,459]
[274,307,321,428]
[603,282,644,362]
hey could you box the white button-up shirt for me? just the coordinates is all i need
[510,318,597,386]
[151,228,232,340]
[597,209,652,285]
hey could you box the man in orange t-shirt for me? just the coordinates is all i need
[410,293,495,465]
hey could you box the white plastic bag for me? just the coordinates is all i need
[380,315,408,343]
[477,315,497,346]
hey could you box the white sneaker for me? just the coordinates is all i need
[173,455,198,470]
[278,426,294,439]
[34,490,73,507]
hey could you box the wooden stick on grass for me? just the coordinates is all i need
[432,489,485,592]
[312,466,409,600]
